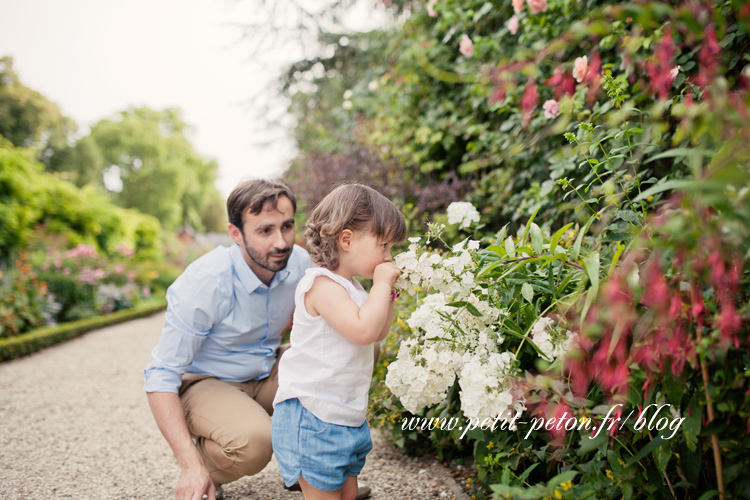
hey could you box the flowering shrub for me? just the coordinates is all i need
[35,243,152,323]
[0,253,51,338]
[274,0,749,496]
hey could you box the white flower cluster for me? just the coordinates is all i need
[530,317,579,362]
[459,353,526,425]
[386,204,580,423]
[446,202,481,229]
[385,337,460,414]
[395,238,478,300]
[387,236,524,420]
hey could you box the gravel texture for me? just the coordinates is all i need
[0,312,470,500]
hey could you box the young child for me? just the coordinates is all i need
[272,183,406,500]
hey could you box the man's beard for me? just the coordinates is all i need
[242,235,291,273]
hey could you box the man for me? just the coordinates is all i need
[144,179,371,500]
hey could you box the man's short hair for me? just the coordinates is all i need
[226,179,297,231]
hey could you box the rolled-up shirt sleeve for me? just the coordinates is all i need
[143,269,229,393]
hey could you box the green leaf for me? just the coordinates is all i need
[653,444,672,472]
[530,222,543,255]
[505,237,515,256]
[700,419,727,436]
[644,147,712,164]
[521,205,540,246]
[583,252,600,292]
[571,207,608,261]
[547,470,578,489]
[486,245,507,258]
[518,463,540,483]
[696,491,719,500]
[555,273,578,297]
[473,1,493,22]
[549,223,574,254]
[625,435,669,468]
[608,243,626,276]
[465,303,483,317]
[683,398,701,451]
[521,283,534,303]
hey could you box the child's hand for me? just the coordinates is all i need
[373,262,401,288]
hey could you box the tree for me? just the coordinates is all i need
[0,56,76,169]
[87,107,224,231]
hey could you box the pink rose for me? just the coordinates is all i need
[512,0,524,13]
[543,99,559,119]
[427,0,437,17]
[573,55,588,83]
[508,15,519,34]
[526,0,548,14]
[459,34,474,57]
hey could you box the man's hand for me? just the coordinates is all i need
[176,463,215,500]
[146,392,216,500]
[373,262,401,288]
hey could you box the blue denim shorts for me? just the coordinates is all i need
[272,398,373,491]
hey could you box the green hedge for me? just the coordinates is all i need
[0,297,166,362]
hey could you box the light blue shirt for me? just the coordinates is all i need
[143,243,310,394]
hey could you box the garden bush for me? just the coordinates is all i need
[354,1,750,498]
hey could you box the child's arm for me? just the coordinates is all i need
[375,299,396,343]
[305,263,400,346]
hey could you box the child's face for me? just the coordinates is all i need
[350,230,395,279]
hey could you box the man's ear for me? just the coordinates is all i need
[338,229,353,252]
[228,223,243,245]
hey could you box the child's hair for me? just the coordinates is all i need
[304,183,407,270]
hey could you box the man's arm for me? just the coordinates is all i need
[147,392,216,500]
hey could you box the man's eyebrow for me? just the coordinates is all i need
[255,219,295,232]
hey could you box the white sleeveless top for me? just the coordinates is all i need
[273,267,374,427]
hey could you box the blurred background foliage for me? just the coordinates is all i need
[1,56,228,336]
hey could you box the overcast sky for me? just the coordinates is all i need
[0,0,385,197]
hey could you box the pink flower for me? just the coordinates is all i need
[520,79,539,127]
[508,15,519,34]
[573,56,588,83]
[669,65,680,81]
[543,99,559,119]
[526,0,548,14]
[512,0,524,13]
[459,34,474,57]
[426,0,437,17]
[113,264,125,275]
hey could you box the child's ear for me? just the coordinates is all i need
[339,229,353,252]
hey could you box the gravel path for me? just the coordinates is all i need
[0,312,470,500]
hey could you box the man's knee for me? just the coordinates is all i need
[231,425,274,476]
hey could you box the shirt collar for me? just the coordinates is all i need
[230,244,292,294]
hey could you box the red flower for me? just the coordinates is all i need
[644,29,676,99]
[520,79,539,127]
[717,304,742,348]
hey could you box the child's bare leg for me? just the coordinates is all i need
[298,476,345,500]
[340,476,359,500]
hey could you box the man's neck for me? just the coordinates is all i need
[247,259,275,287]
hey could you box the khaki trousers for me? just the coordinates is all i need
[178,346,288,486]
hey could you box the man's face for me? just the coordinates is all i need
[229,195,296,284]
